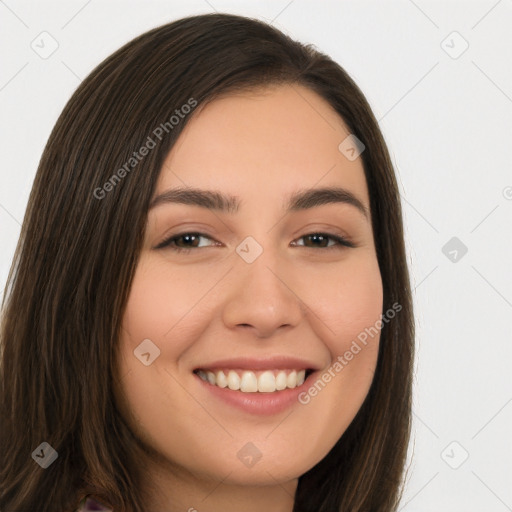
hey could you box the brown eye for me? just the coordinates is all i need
[293,233,355,250]
[155,231,356,253]
[155,232,217,252]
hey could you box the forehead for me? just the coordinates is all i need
[157,84,369,209]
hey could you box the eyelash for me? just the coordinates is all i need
[155,232,356,252]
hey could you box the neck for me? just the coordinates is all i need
[142,457,298,512]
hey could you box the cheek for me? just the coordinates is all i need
[122,261,184,338]
[115,261,200,418]
[299,253,383,352]
[294,255,383,426]
[121,258,225,348]
[116,258,227,423]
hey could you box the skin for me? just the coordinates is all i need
[115,84,383,512]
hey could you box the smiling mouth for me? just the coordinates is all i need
[193,368,314,393]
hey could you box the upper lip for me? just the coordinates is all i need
[193,356,321,372]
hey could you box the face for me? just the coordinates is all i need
[115,84,383,499]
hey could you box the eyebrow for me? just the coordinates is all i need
[149,186,369,220]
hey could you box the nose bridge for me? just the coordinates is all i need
[221,237,303,337]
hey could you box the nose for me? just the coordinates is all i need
[221,253,304,338]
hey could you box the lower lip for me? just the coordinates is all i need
[194,371,315,416]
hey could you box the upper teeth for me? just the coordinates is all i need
[196,369,307,392]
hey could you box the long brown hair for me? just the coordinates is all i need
[0,13,414,512]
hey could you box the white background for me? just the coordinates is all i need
[1,1,511,510]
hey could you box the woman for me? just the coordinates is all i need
[0,12,414,512]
